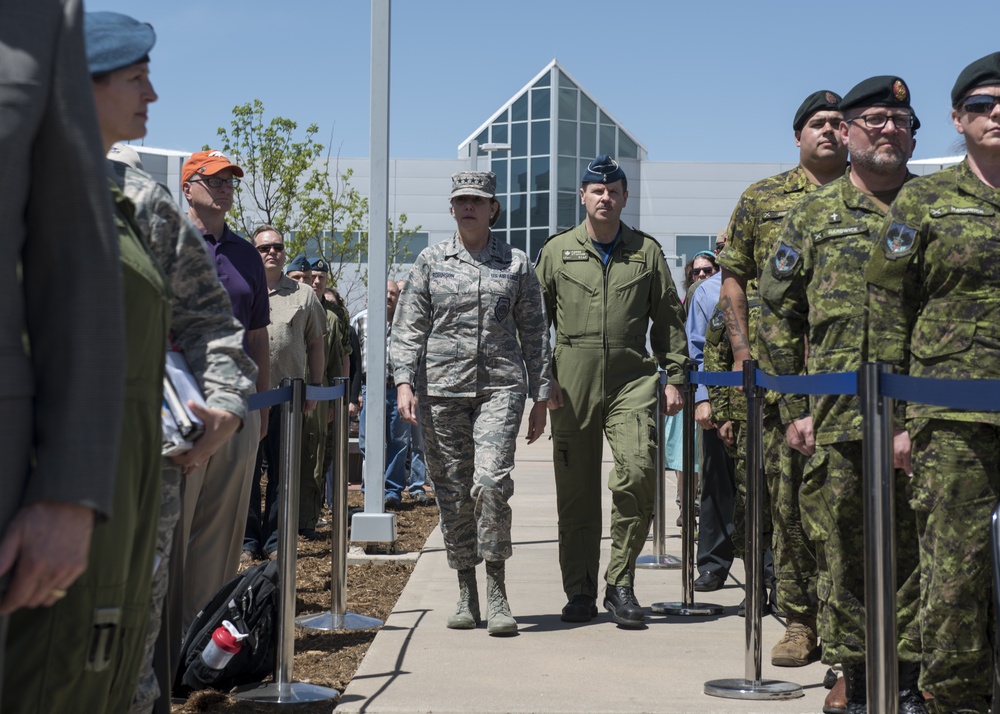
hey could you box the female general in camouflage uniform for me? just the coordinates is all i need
[391,171,552,636]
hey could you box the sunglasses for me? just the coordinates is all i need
[692,266,716,276]
[962,95,1000,114]
[256,242,285,254]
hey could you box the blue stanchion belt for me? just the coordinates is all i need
[882,373,1000,412]
[755,370,856,396]
[690,371,743,388]
[246,383,347,412]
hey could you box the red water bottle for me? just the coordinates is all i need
[200,620,246,670]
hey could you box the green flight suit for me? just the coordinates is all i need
[5,184,169,713]
[719,165,818,620]
[760,170,920,667]
[535,222,686,595]
[867,159,1000,713]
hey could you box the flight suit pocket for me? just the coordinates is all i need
[615,269,652,303]
[556,270,596,338]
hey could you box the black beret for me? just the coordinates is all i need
[286,255,312,273]
[840,76,920,131]
[951,52,1000,107]
[793,90,842,131]
[84,12,155,76]
[581,154,626,185]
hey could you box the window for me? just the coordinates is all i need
[676,235,714,262]
[530,157,549,192]
[531,88,550,119]
[530,120,549,155]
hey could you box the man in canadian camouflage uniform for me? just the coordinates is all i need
[392,171,551,636]
[535,155,687,629]
[866,53,1000,714]
[718,90,847,664]
[761,76,924,714]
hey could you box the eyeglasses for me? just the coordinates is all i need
[848,113,916,129]
[692,267,716,276]
[256,242,285,254]
[189,177,242,189]
[962,95,1000,114]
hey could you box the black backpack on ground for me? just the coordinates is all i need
[173,560,280,696]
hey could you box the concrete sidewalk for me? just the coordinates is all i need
[336,425,832,714]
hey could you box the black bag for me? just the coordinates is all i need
[173,560,280,696]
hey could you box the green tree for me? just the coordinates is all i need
[214,99,420,305]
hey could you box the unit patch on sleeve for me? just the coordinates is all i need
[495,296,511,322]
[771,242,801,279]
[709,306,725,331]
[882,221,916,260]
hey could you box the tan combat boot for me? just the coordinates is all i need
[770,618,819,667]
[446,568,480,629]
[485,561,517,636]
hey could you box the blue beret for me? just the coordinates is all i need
[84,12,155,76]
[581,154,626,185]
[310,258,330,274]
[286,255,312,273]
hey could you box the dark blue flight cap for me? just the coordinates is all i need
[286,255,312,273]
[310,257,330,274]
[581,154,626,185]
[84,11,156,75]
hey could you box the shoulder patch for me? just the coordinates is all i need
[562,249,589,262]
[770,242,801,280]
[709,306,725,331]
[882,221,917,260]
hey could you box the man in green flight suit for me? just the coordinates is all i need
[760,75,924,714]
[867,53,1000,714]
[535,155,687,628]
[718,89,847,667]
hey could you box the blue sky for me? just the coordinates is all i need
[89,0,995,164]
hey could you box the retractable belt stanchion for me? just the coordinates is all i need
[705,361,801,701]
[637,371,682,570]
[652,361,721,615]
[298,377,382,632]
[861,362,898,714]
[991,503,1000,712]
[235,378,339,706]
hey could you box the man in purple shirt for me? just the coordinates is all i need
[159,150,271,692]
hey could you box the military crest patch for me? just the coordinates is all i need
[710,307,725,331]
[495,296,511,322]
[771,242,801,279]
[825,91,838,104]
[893,79,908,102]
[883,221,916,259]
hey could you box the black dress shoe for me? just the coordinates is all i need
[561,595,598,623]
[693,571,726,592]
[603,585,645,628]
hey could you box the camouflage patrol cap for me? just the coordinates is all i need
[107,143,143,170]
[951,52,1000,107]
[310,257,330,274]
[581,154,626,185]
[840,76,920,130]
[285,255,312,273]
[792,90,842,131]
[451,171,496,198]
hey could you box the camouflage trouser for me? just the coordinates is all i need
[764,410,817,622]
[130,467,182,714]
[910,419,999,714]
[799,441,920,666]
[418,391,526,570]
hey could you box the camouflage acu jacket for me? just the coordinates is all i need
[111,161,255,421]
[391,232,552,400]
[867,159,1000,427]
[760,170,913,444]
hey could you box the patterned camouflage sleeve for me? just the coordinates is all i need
[718,189,759,279]
[513,258,553,401]
[122,165,255,420]
[702,311,731,425]
[758,205,810,426]
[390,257,432,387]
[649,242,689,384]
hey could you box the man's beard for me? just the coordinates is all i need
[850,142,908,176]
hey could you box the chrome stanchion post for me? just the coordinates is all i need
[705,361,801,701]
[653,361,721,616]
[298,378,382,632]
[235,378,339,705]
[638,371,681,570]
[861,362,898,714]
